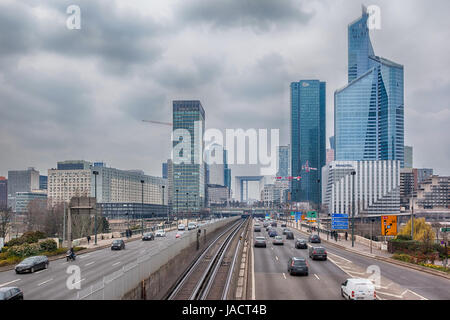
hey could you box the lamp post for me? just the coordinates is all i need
[176,189,179,221]
[162,185,167,223]
[351,171,356,247]
[410,197,415,240]
[370,218,375,254]
[93,170,99,245]
[186,192,189,223]
[140,180,144,236]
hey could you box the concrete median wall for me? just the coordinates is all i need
[122,217,240,300]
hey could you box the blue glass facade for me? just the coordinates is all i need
[290,80,326,205]
[335,9,404,167]
[172,100,206,214]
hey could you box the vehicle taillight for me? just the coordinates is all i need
[351,291,355,298]
[291,261,295,267]
[374,291,377,298]
[324,251,327,254]
[313,251,317,254]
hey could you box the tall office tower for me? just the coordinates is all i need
[166,159,173,209]
[172,101,206,215]
[205,143,225,186]
[335,7,405,167]
[224,149,232,197]
[329,136,336,150]
[0,177,7,210]
[7,168,40,211]
[39,175,48,190]
[162,162,168,179]
[404,146,413,168]
[290,80,326,205]
[277,146,290,178]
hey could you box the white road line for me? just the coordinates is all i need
[112,261,121,267]
[327,257,353,277]
[376,291,404,299]
[85,261,95,267]
[0,279,21,288]
[406,289,429,300]
[73,278,86,286]
[251,231,256,301]
[314,274,320,280]
[327,252,352,263]
[37,278,53,287]
[283,273,287,280]
[34,269,49,275]
[275,256,279,261]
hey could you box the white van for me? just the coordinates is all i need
[178,224,186,231]
[341,278,376,300]
[188,222,197,230]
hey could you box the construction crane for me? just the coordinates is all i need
[142,120,173,127]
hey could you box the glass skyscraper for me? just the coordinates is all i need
[277,146,290,178]
[172,100,206,215]
[335,7,405,167]
[290,80,326,205]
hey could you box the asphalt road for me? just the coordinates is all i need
[251,219,450,300]
[0,220,222,300]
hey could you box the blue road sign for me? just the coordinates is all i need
[332,213,349,230]
[295,212,302,223]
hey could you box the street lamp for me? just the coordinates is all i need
[140,180,144,236]
[186,192,189,223]
[176,189,179,221]
[162,185,167,223]
[93,170,99,245]
[351,171,356,247]
[370,218,376,254]
[410,197,415,240]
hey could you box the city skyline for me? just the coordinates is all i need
[1,1,449,202]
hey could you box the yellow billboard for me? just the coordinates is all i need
[382,216,398,236]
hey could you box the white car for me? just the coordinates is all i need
[178,224,186,231]
[155,230,166,237]
[341,278,376,300]
[188,222,197,230]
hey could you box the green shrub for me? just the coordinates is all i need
[392,253,414,263]
[39,239,57,252]
[0,252,8,260]
[0,256,22,267]
[7,243,41,257]
[395,235,412,241]
[5,231,48,247]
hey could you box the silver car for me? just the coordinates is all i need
[273,236,284,246]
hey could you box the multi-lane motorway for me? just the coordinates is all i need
[0,228,184,300]
[251,219,450,300]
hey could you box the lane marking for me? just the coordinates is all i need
[327,252,352,264]
[34,269,49,275]
[327,257,353,277]
[85,261,95,267]
[283,273,287,280]
[112,261,121,267]
[0,279,21,288]
[73,278,86,286]
[251,227,256,301]
[275,256,279,261]
[314,274,320,280]
[406,289,429,300]
[37,278,53,287]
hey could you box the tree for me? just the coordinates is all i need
[398,218,436,242]
[0,208,12,239]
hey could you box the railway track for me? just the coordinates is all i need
[166,218,249,300]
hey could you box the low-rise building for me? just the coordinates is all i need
[15,191,48,214]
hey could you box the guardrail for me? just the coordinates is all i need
[77,217,240,300]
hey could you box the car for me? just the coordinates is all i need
[155,229,166,237]
[341,278,376,300]
[309,246,327,260]
[0,287,23,300]
[254,224,261,232]
[295,238,308,249]
[175,233,182,239]
[282,228,290,235]
[111,239,125,250]
[271,222,277,227]
[15,256,49,274]
[142,232,155,241]
[254,237,267,248]
[287,257,309,276]
[285,231,295,240]
[178,224,186,231]
[188,222,197,230]
[309,234,321,243]
[281,223,287,228]
[263,222,269,228]
[273,236,284,245]
[268,230,278,237]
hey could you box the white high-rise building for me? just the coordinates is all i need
[322,160,400,216]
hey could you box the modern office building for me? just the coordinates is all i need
[39,175,48,190]
[335,7,404,167]
[404,146,413,168]
[7,168,40,211]
[162,163,168,179]
[172,100,206,214]
[15,191,47,214]
[416,176,449,210]
[207,184,229,207]
[322,160,401,216]
[261,180,289,205]
[0,177,7,210]
[326,149,335,165]
[48,161,167,217]
[205,143,226,186]
[290,80,326,205]
[277,146,290,178]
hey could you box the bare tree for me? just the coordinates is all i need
[0,208,12,239]
[26,199,48,232]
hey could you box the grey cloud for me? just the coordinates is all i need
[178,0,314,32]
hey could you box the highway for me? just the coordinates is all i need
[251,219,450,300]
[0,227,197,300]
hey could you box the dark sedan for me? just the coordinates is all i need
[111,239,126,250]
[309,234,321,243]
[285,231,295,240]
[15,256,49,274]
[268,230,278,237]
[295,238,308,249]
[287,257,309,276]
[309,247,327,260]
[142,232,155,241]
[0,287,23,300]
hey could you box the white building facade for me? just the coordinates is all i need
[322,160,401,216]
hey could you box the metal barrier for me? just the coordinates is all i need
[77,217,240,300]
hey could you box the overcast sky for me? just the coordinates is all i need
[0,0,449,198]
